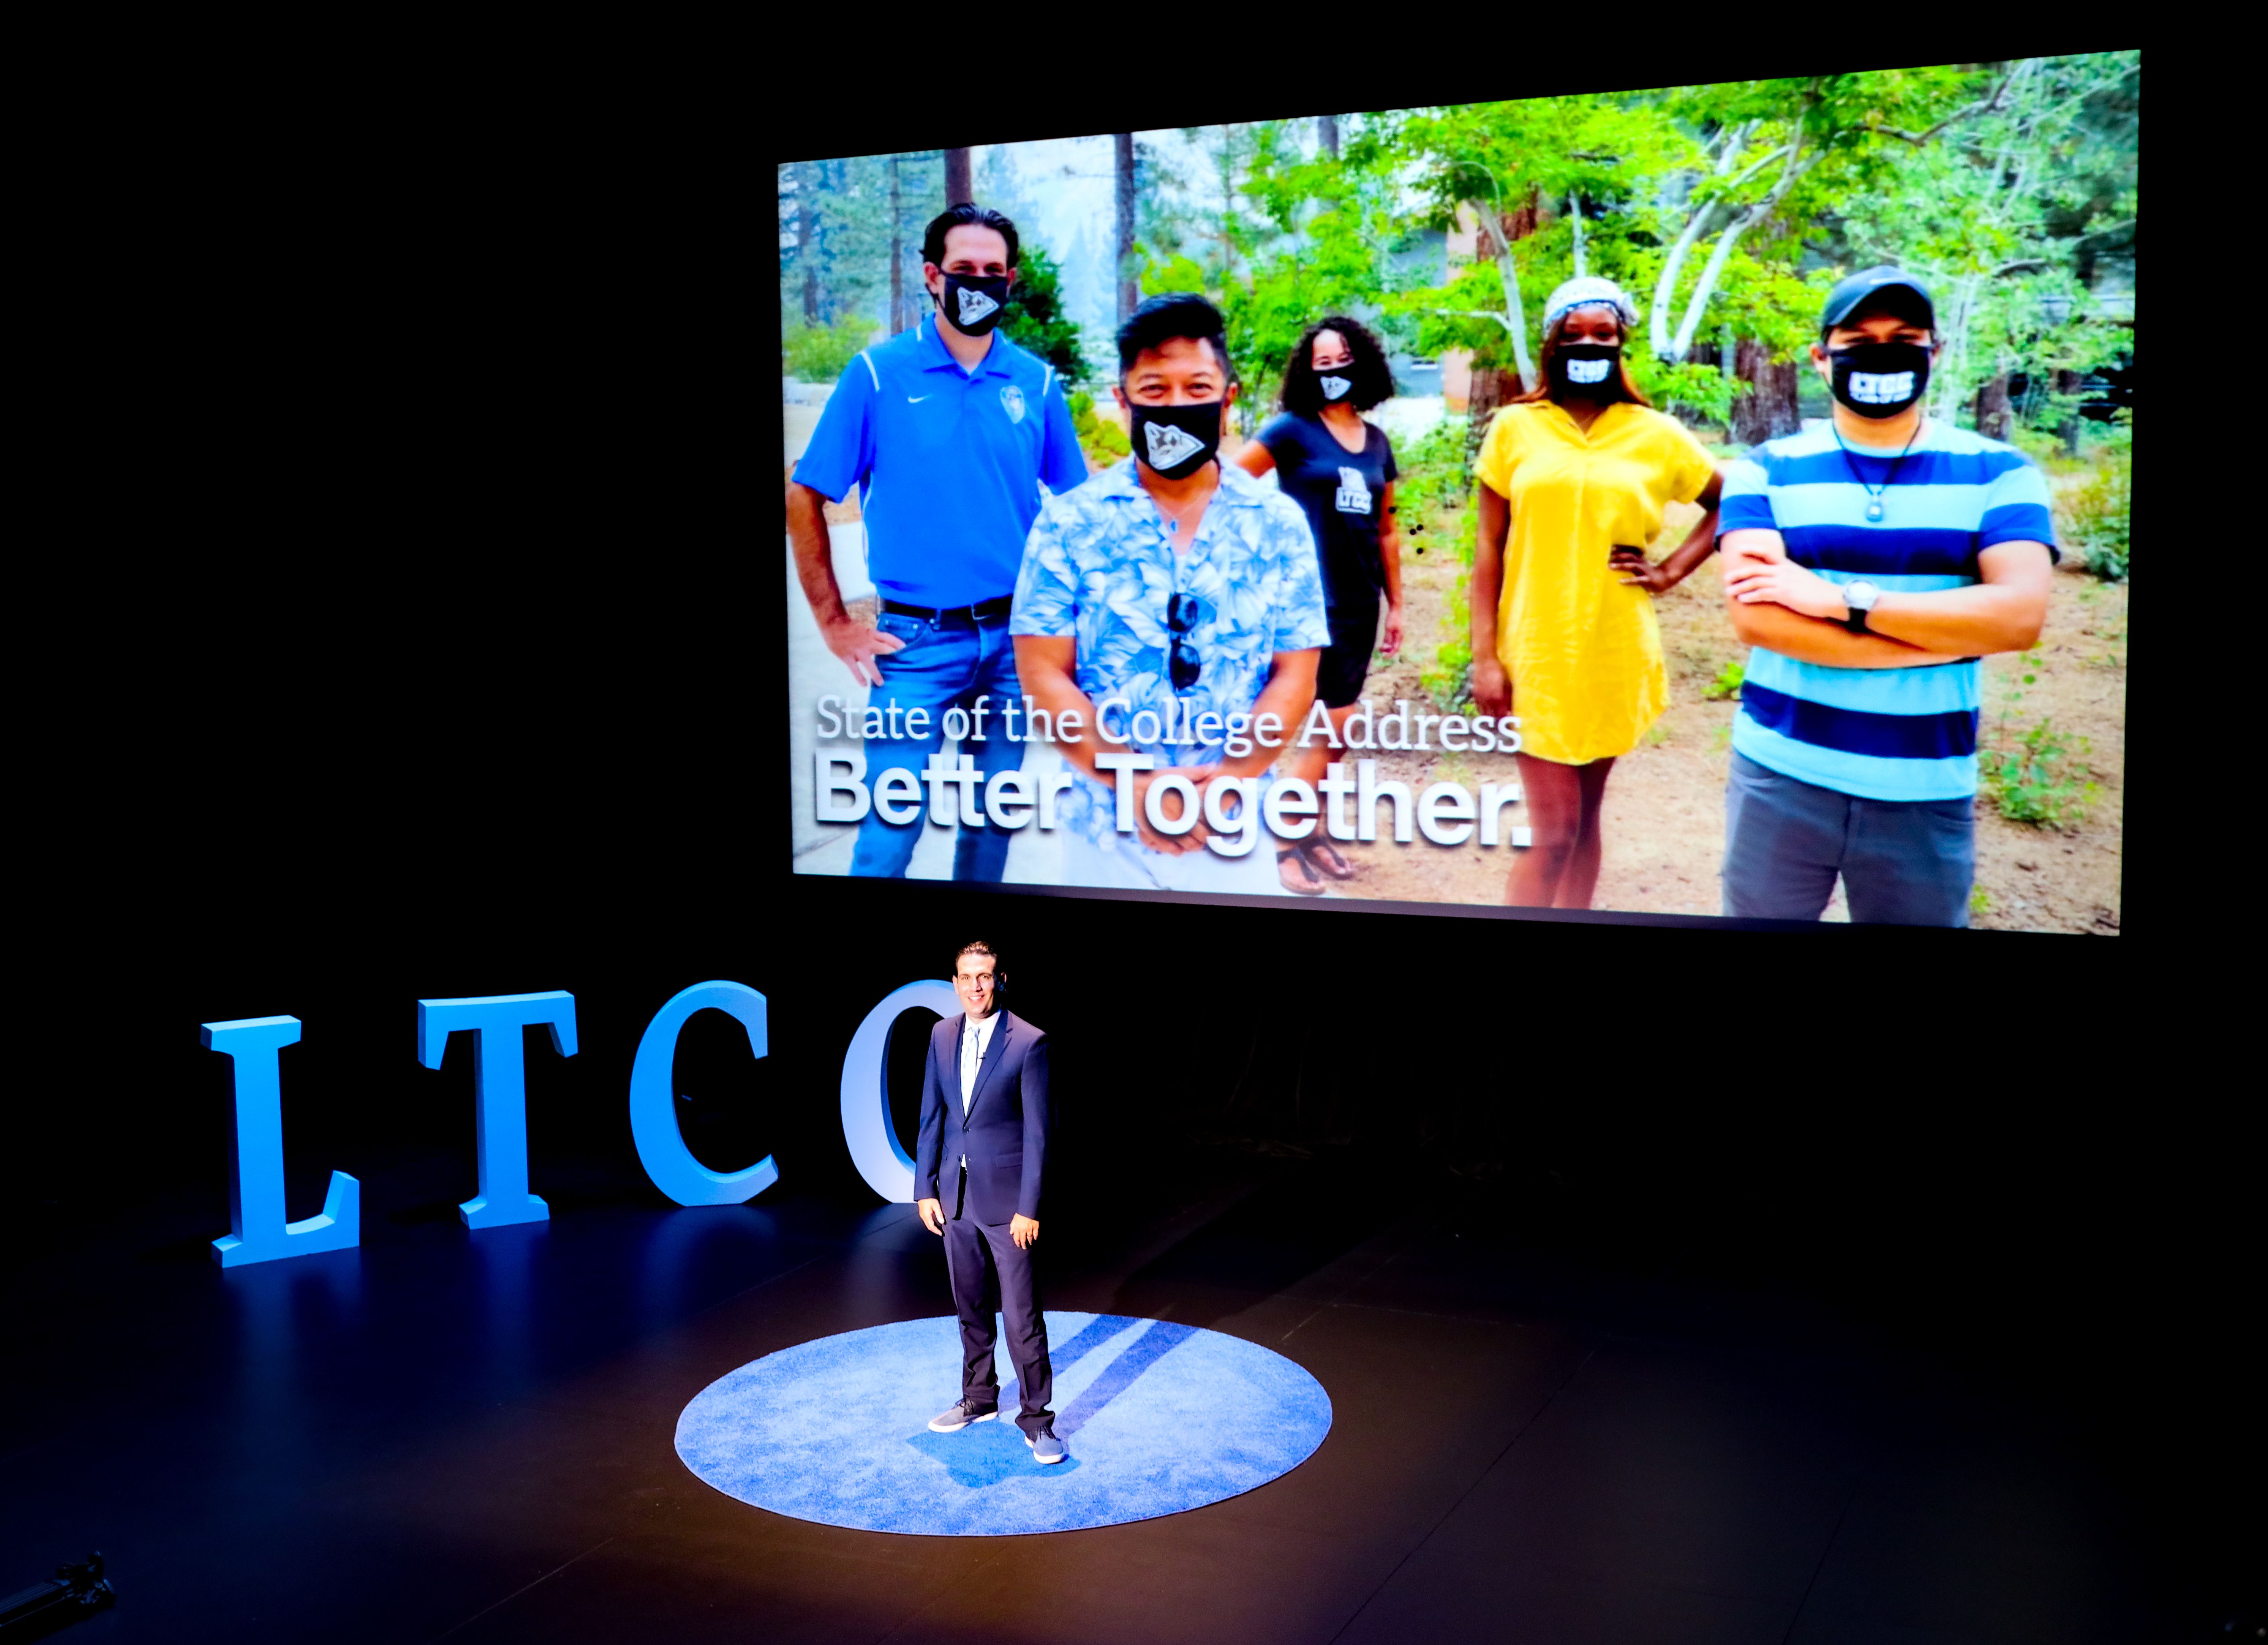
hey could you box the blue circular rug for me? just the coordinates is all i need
[675,1311,1331,1536]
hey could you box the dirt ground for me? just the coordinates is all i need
[1304,475,2126,935]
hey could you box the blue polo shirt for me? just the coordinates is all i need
[792,316,1088,608]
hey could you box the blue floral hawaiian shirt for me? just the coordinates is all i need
[1010,457,1330,843]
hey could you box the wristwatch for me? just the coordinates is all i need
[1841,580,1881,634]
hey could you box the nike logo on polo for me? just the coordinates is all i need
[908,394,931,403]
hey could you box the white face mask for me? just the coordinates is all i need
[1849,370,1916,404]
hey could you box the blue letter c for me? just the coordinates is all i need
[627,980,779,1207]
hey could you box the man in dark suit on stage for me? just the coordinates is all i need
[915,939,1064,1463]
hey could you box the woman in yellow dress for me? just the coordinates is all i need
[1470,277,1726,909]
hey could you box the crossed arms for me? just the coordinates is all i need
[1720,528,2053,666]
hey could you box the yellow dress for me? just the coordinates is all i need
[1472,400,1716,765]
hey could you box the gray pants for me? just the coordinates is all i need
[1723,750,1974,927]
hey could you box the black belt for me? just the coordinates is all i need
[882,595,1013,627]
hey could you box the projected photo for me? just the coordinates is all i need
[782,59,2134,931]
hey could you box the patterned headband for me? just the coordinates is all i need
[1541,276,1640,333]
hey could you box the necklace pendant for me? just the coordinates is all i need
[1864,499,1885,523]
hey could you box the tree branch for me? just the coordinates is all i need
[1670,129,1822,362]
[1430,309,1516,332]
[1878,69,2015,145]
[1651,121,1759,357]
[1721,143,1792,194]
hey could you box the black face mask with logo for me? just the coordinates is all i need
[1129,401,1224,480]
[938,273,1011,335]
[1829,341,1931,419]
[1552,342,1622,392]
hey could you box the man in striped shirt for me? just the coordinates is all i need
[1716,268,2057,925]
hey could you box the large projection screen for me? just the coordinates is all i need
[781,60,2133,932]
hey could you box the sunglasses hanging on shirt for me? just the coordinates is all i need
[1166,593,1202,691]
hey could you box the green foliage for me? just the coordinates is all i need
[1138,246,1209,297]
[1831,53,2140,424]
[2011,424,2095,477]
[1981,716,2097,829]
[1215,128,1413,428]
[1969,885,1994,917]
[1392,416,1471,524]
[1982,643,2096,828]
[782,313,875,384]
[1374,72,1974,385]
[1702,661,1745,701]
[1067,389,1128,466]
[2061,438,2132,581]
[1639,361,1739,428]
[1002,244,1089,387]
[1420,498,1481,711]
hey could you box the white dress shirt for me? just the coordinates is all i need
[958,1011,1000,1172]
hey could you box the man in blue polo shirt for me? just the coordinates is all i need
[788,203,1088,879]
[1716,267,2058,926]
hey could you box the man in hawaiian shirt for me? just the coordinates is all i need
[1011,293,1329,893]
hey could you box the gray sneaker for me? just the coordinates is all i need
[1026,1427,1067,1464]
[927,1398,998,1433]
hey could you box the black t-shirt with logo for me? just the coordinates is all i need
[1256,412,1397,611]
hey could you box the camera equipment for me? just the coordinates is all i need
[0,1553,115,1639]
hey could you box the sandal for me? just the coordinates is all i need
[1301,839,1358,881]
[1277,848,1326,896]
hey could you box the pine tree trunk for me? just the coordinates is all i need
[888,155,905,333]
[1114,134,1138,325]
[2055,368,2084,455]
[1730,338,1800,445]
[1974,373,2012,442]
[944,147,972,208]
[797,161,820,325]
[1465,365,1514,469]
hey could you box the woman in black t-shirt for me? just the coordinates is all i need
[1238,316,1405,895]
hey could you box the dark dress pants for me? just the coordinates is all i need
[943,1166,1054,1437]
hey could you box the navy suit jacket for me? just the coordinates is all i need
[915,1008,1049,1225]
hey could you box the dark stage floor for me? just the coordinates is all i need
[0,1147,2222,1643]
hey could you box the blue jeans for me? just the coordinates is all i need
[1722,750,1974,927]
[849,611,1024,880]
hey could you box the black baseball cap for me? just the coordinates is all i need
[1820,266,1935,336]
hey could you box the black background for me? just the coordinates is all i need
[22,31,2241,1625]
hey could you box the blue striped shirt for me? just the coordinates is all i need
[1720,421,2056,802]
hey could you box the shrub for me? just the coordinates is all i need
[783,314,874,385]
[2063,447,2132,582]
[1001,245,1089,388]
[1420,498,1480,711]
[1981,716,2097,829]
[1068,390,1128,467]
